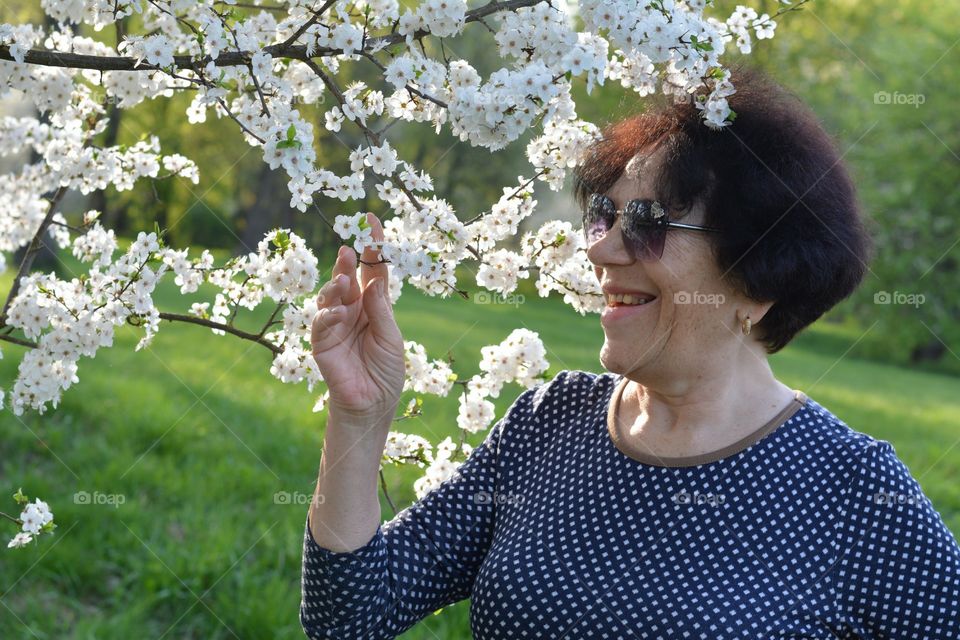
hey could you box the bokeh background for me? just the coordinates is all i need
[2,0,959,637]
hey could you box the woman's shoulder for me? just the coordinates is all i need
[492,369,619,444]
[528,368,619,414]
[495,369,614,437]
[787,394,918,491]
[792,394,882,458]
[489,369,616,459]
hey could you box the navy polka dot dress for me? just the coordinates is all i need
[300,370,960,639]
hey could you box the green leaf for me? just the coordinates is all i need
[271,230,290,251]
[13,488,28,505]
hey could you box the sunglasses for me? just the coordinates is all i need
[582,193,721,261]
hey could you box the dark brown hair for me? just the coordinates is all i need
[572,63,873,353]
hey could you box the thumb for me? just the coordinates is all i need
[362,277,396,336]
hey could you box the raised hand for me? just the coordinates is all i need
[310,213,405,423]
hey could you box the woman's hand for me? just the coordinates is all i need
[311,213,405,423]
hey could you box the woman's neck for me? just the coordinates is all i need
[616,347,796,458]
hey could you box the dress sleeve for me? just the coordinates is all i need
[299,387,534,640]
[834,439,960,637]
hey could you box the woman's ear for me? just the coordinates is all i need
[735,300,776,337]
[746,300,776,326]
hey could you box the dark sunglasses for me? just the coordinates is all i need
[582,193,721,261]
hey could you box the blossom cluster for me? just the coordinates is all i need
[412,437,474,499]
[6,489,55,550]
[2,227,323,414]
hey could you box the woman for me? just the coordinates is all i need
[301,66,960,639]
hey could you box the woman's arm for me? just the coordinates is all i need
[307,405,395,554]
[300,394,524,640]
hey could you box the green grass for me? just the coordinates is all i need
[1,249,959,639]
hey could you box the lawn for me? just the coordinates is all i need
[1,248,959,639]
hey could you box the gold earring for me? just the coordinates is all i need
[741,314,751,336]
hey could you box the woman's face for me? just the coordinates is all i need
[586,151,755,379]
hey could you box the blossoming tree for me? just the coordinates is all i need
[0,0,802,549]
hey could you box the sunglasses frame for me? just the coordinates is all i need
[582,193,722,260]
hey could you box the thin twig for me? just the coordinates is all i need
[379,468,398,516]
[359,51,448,108]
[257,302,286,339]
[277,0,340,50]
[0,186,68,328]
[158,312,282,354]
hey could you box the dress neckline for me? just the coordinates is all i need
[606,375,808,467]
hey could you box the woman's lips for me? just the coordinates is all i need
[600,296,659,326]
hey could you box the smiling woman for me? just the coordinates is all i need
[573,63,874,354]
[300,64,960,639]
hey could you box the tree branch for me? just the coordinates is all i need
[158,312,282,354]
[0,0,544,72]
[0,331,39,349]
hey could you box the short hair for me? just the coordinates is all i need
[572,63,874,353]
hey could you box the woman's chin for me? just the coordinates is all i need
[600,343,646,376]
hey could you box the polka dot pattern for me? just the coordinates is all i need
[300,370,960,639]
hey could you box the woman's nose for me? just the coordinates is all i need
[586,219,635,266]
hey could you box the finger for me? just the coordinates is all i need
[330,244,352,278]
[331,243,363,307]
[317,246,353,308]
[361,277,398,339]
[311,304,347,342]
[316,273,348,309]
[359,213,388,294]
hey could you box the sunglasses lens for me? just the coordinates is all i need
[621,200,667,260]
[583,194,615,245]
[583,195,668,261]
